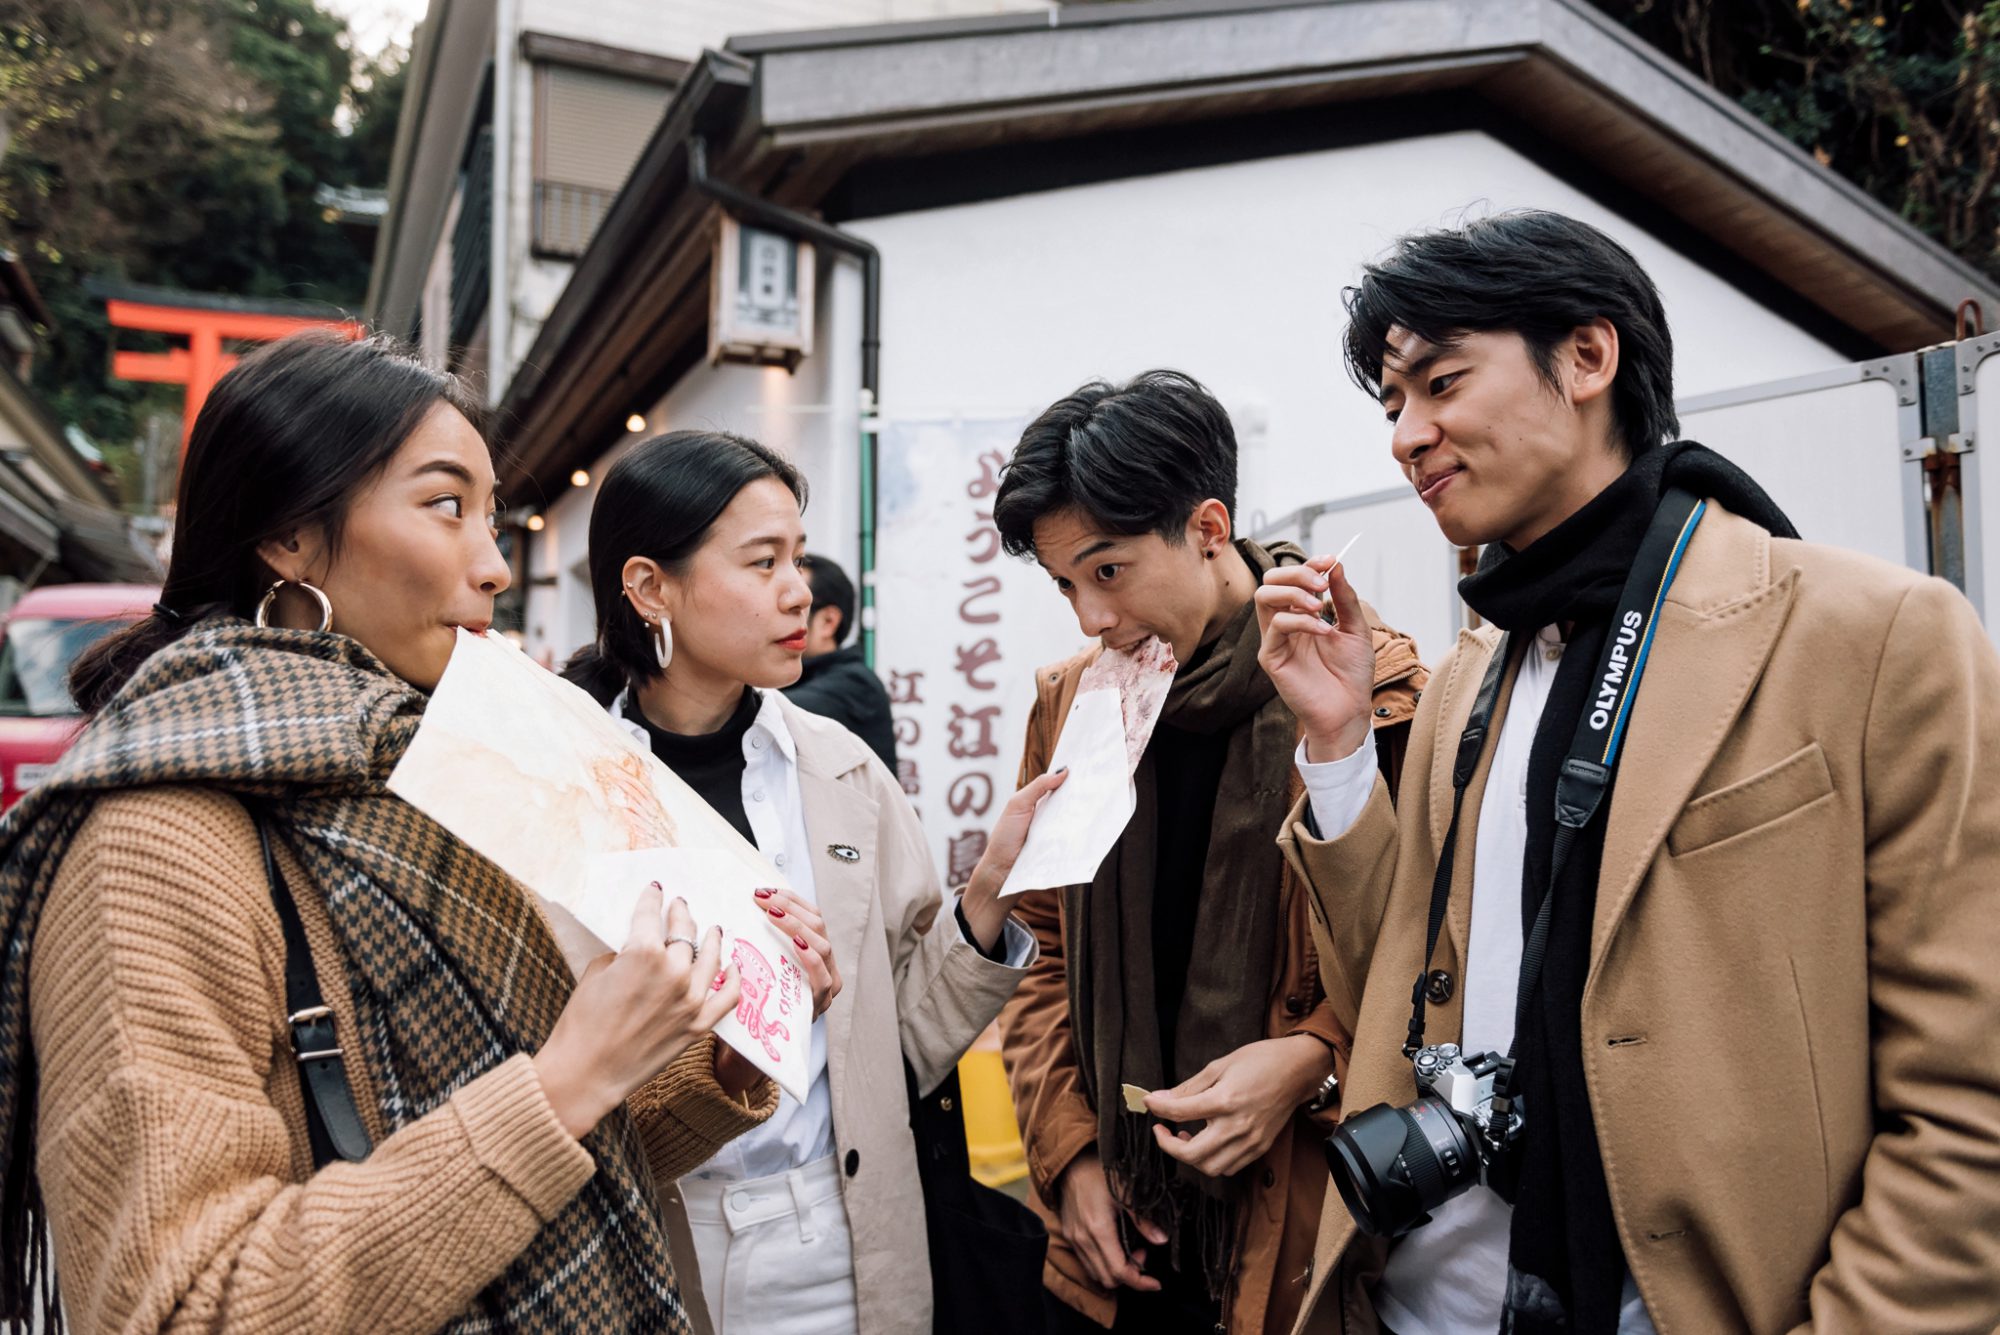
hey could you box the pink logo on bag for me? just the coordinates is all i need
[730,939,794,1061]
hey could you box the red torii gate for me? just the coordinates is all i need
[96,282,364,450]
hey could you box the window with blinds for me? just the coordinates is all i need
[531,63,674,259]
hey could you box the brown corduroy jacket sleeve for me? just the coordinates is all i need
[995,659,1102,1205]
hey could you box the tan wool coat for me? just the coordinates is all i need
[1001,616,1426,1335]
[1282,505,2000,1334]
[654,695,1037,1335]
[30,786,777,1335]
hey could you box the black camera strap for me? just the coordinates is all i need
[1404,488,1707,1069]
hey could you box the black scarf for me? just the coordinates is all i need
[1457,443,1796,1334]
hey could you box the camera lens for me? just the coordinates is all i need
[1325,1095,1481,1238]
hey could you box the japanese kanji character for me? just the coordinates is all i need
[946,703,1001,759]
[947,829,990,887]
[888,669,926,706]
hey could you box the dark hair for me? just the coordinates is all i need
[69,330,487,715]
[560,430,807,705]
[1341,210,1678,457]
[993,368,1238,559]
[801,554,855,647]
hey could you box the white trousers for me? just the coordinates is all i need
[680,1154,860,1335]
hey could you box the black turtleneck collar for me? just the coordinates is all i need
[1458,440,1798,634]
[632,687,762,846]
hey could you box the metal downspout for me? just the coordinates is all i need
[487,0,515,407]
[687,137,884,667]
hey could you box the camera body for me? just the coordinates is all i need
[1323,1043,1527,1238]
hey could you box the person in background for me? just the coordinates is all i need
[0,332,781,1335]
[782,554,897,773]
[994,369,1428,1335]
[562,429,1061,1335]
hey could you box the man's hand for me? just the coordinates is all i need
[1055,1152,1167,1292]
[1145,1035,1334,1179]
[1255,556,1378,762]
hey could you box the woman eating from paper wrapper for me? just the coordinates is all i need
[562,429,1060,1335]
[0,332,833,1334]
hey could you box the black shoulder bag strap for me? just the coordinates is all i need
[253,814,372,1168]
[1403,630,1516,1057]
[1405,487,1708,1070]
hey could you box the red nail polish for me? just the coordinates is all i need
[648,880,662,892]
[753,889,774,899]
[793,935,808,950]
[768,907,785,918]
[712,972,727,991]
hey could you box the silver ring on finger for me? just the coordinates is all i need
[664,933,701,957]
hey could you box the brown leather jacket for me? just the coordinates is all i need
[998,613,1427,1333]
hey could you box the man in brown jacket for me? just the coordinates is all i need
[993,370,1426,1334]
[1258,212,2000,1334]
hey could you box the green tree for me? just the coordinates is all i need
[0,0,404,480]
[1591,0,2000,287]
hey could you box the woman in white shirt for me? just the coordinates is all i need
[562,429,1061,1335]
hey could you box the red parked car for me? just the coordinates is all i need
[0,583,158,809]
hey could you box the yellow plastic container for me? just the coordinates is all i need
[957,1035,1029,1189]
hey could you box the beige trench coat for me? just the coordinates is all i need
[1282,504,2000,1334]
[657,695,1036,1335]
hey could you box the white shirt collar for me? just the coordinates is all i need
[608,685,798,765]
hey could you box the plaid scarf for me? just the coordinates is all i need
[0,623,689,1334]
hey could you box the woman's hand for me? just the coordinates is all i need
[753,887,840,1018]
[1255,555,1378,763]
[960,766,1070,950]
[533,887,739,1139]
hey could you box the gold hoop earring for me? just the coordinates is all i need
[254,579,333,633]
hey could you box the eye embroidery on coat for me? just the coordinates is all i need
[828,844,861,862]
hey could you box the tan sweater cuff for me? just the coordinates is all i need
[629,1035,780,1179]
[453,1053,597,1223]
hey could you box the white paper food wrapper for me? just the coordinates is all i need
[998,637,1177,898]
[997,688,1135,897]
[387,629,811,1101]
[584,849,814,1098]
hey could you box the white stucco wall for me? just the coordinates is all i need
[521,127,1863,866]
[530,128,1848,652]
[521,259,863,665]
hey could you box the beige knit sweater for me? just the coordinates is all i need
[26,786,776,1334]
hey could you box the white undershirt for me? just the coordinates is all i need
[1297,626,1657,1335]
[610,689,1033,1182]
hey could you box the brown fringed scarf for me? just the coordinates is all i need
[0,623,691,1333]
[1064,539,1304,1303]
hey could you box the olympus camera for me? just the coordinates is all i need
[1323,1043,1527,1237]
